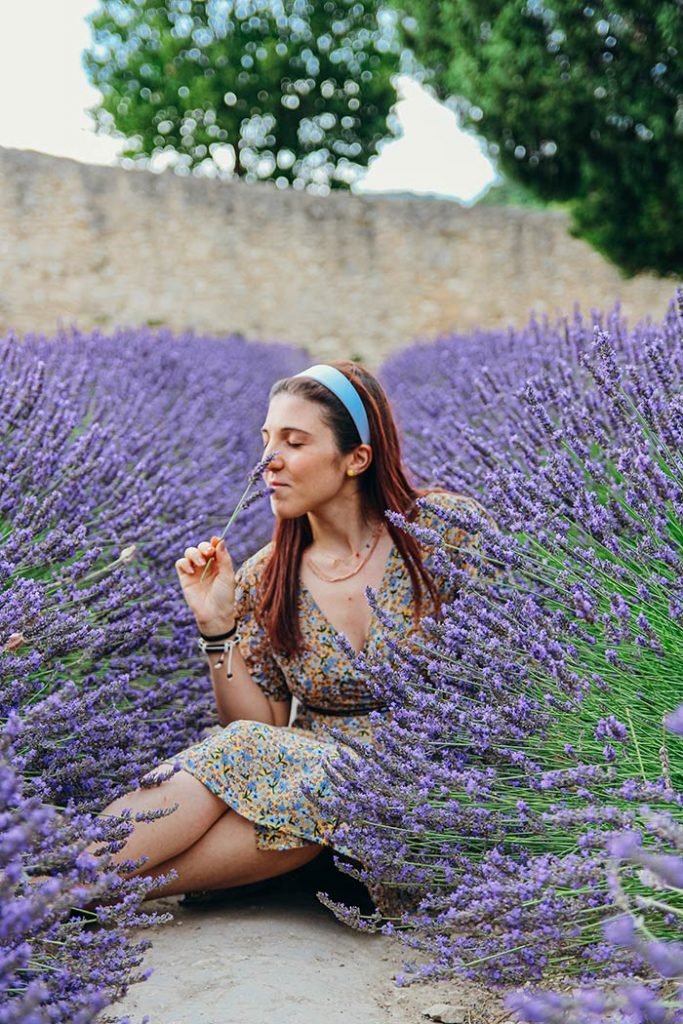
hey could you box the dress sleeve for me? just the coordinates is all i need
[417,491,488,587]
[234,549,290,702]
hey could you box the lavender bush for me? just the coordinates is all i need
[509,800,683,1023]
[1,326,304,1019]
[380,302,676,494]
[323,295,683,985]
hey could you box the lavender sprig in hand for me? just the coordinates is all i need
[200,452,277,580]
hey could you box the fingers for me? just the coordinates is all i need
[175,543,212,577]
[211,536,234,571]
[175,539,232,576]
[175,557,195,575]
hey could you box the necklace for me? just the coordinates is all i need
[305,525,384,583]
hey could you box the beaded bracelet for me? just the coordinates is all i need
[197,623,241,677]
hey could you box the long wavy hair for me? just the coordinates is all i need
[257,360,441,656]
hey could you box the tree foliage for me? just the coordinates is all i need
[398,1,683,277]
[85,0,400,190]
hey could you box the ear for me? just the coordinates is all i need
[345,444,373,477]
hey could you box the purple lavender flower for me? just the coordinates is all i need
[665,706,683,737]
[324,291,683,987]
[0,325,305,1016]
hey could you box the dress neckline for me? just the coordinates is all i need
[300,542,398,657]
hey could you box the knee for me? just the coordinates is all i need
[141,761,189,789]
[221,719,268,743]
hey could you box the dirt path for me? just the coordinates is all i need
[114,868,508,1024]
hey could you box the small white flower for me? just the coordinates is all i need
[4,632,26,652]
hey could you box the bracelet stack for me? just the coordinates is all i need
[197,623,241,678]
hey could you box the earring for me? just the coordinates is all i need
[347,469,356,477]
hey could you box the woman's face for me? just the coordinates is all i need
[260,393,350,519]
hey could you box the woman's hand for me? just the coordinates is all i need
[175,535,236,634]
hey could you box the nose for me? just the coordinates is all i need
[263,446,284,471]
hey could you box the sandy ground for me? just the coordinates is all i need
[114,861,511,1024]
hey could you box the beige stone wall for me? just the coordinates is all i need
[0,146,678,365]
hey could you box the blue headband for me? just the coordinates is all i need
[295,364,371,445]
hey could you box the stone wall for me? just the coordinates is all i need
[0,146,678,365]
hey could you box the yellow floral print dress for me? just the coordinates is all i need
[174,492,478,854]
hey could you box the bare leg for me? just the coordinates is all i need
[99,767,229,871]
[141,810,323,899]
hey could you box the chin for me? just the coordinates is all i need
[269,495,299,519]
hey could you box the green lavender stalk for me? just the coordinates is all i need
[200,452,276,581]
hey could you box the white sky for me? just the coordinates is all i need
[0,0,496,203]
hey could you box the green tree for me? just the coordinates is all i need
[398,1,683,276]
[85,0,400,190]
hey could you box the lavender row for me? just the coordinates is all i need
[0,327,304,1021]
[323,293,683,1003]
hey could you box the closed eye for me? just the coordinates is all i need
[261,439,303,450]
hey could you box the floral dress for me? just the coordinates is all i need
[174,492,477,855]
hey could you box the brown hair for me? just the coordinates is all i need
[257,360,441,656]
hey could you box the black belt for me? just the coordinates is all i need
[300,702,388,717]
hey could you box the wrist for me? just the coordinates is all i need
[199,622,238,641]
[195,616,236,635]
[197,627,241,679]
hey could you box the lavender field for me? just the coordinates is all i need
[0,328,305,1022]
[3,299,683,1023]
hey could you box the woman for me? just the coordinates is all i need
[100,361,477,899]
